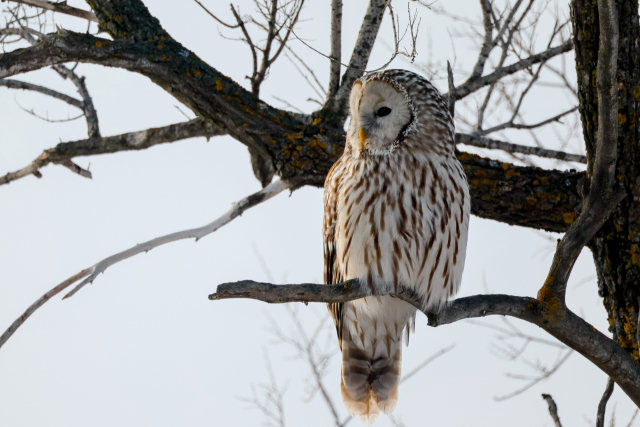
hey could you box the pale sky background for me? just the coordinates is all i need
[1,0,638,426]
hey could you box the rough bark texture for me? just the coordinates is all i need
[573,0,640,359]
[0,32,584,232]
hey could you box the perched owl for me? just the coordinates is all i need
[323,70,470,422]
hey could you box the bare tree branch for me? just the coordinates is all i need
[542,394,563,427]
[0,267,92,350]
[0,78,83,108]
[0,118,225,186]
[597,378,615,427]
[450,40,574,101]
[327,0,342,98]
[65,178,292,299]
[495,350,571,401]
[60,159,91,179]
[400,343,455,384]
[456,133,586,163]
[3,0,98,22]
[474,107,578,137]
[209,282,640,407]
[192,0,241,29]
[53,64,100,137]
[468,0,494,81]
[446,60,455,116]
[0,179,291,350]
[537,0,621,306]
[330,0,387,112]
[239,348,288,427]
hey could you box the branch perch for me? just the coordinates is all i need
[210,279,640,406]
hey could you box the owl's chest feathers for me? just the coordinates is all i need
[333,149,467,302]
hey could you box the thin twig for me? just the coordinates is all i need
[192,0,241,28]
[4,0,97,22]
[494,350,572,401]
[400,344,455,384]
[474,107,578,137]
[0,78,83,108]
[456,133,586,163]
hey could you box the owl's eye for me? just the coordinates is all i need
[376,107,392,117]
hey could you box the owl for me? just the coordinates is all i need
[323,69,470,422]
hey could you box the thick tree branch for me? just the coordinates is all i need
[0,118,224,186]
[84,0,169,43]
[4,0,98,22]
[459,153,583,232]
[0,179,290,350]
[0,29,585,233]
[537,0,620,305]
[209,281,640,407]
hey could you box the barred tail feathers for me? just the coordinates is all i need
[339,298,411,423]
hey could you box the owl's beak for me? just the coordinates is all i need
[359,128,367,145]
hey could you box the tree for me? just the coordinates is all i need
[1,0,638,424]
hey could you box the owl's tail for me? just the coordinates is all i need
[340,330,402,423]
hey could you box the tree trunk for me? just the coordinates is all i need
[572,0,640,359]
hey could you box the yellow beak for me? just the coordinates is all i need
[359,128,367,145]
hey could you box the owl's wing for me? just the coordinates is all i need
[323,158,345,348]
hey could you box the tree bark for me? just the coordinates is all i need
[572,0,640,359]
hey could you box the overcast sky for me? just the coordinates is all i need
[1,1,637,426]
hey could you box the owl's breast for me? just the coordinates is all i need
[334,151,469,309]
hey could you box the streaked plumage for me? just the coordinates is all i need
[323,69,470,422]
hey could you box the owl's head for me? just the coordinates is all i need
[347,77,413,156]
[346,69,453,157]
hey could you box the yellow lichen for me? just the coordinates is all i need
[563,212,577,224]
[537,282,561,317]
[619,113,627,126]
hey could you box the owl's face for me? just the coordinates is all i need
[348,79,413,156]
